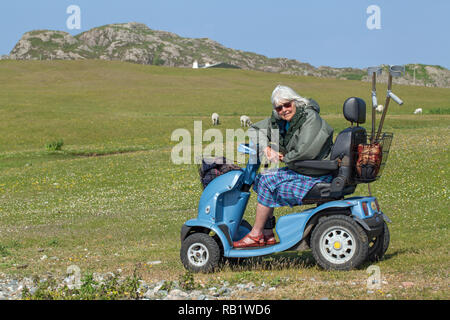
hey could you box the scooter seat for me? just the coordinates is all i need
[302,183,356,204]
[304,182,332,199]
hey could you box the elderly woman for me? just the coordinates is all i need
[233,85,334,248]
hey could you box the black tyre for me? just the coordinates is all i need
[180,233,221,273]
[367,222,390,262]
[311,215,369,271]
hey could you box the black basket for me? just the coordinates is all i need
[353,132,393,183]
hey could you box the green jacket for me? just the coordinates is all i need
[249,98,334,176]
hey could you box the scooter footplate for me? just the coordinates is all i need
[232,243,277,250]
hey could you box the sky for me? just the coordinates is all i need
[0,0,449,69]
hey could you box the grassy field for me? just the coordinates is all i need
[0,60,449,299]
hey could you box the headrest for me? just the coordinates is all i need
[343,97,366,124]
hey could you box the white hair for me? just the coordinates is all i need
[271,85,309,109]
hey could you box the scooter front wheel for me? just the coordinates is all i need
[180,233,221,273]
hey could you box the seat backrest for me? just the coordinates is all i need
[329,97,367,196]
[342,97,366,124]
[331,126,366,163]
[331,97,367,161]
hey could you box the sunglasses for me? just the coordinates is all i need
[274,101,293,112]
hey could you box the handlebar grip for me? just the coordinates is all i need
[388,91,403,105]
[372,93,378,107]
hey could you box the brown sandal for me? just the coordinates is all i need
[233,233,265,248]
[264,232,278,245]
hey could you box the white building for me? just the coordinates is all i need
[192,61,240,69]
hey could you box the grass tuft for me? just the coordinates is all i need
[45,139,64,151]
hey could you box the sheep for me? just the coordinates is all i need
[376,105,384,113]
[211,113,219,125]
[240,115,252,127]
[413,108,423,114]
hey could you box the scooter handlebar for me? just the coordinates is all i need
[388,91,404,105]
[372,92,378,107]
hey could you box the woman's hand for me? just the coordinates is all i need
[264,147,284,163]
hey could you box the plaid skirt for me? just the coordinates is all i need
[253,167,332,207]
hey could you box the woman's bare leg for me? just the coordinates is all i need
[233,203,276,248]
[248,203,274,237]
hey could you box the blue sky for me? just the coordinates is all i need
[1,0,449,69]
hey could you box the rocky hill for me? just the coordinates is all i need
[4,22,450,88]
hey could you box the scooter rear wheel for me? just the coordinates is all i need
[180,233,221,273]
[311,215,368,270]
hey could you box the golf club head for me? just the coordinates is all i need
[368,66,383,76]
[389,65,405,77]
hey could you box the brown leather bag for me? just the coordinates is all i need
[356,142,382,180]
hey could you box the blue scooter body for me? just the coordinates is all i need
[183,144,386,259]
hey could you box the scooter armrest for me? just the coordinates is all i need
[292,160,339,171]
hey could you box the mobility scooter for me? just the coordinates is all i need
[180,66,403,272]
